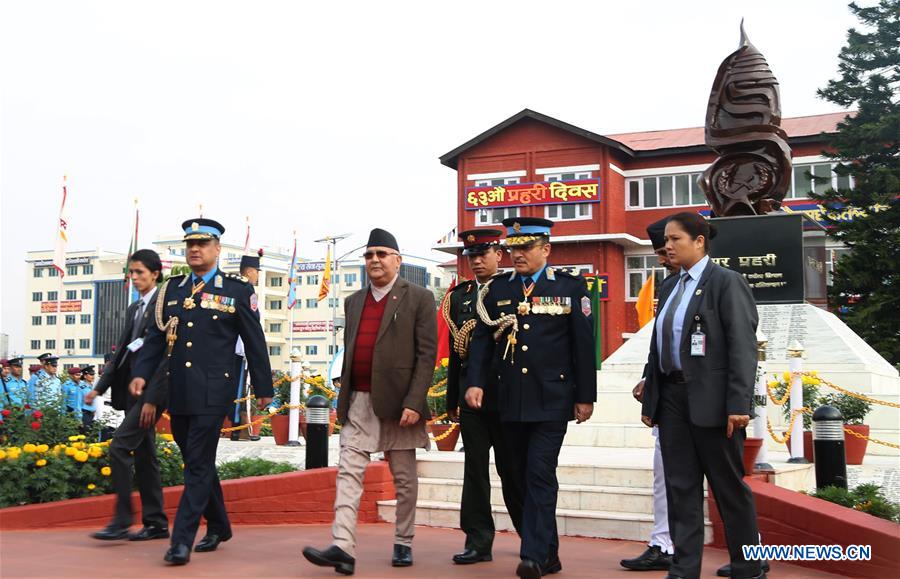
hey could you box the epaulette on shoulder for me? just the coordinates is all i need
[551,267,582,280]
[225,272,250,284]
[448,280,472,293]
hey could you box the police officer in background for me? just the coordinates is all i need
[230,251,262,441]
[467,217,596,579]
[28,353,63,406]
[621,217,677,572]
[445,229,523,566]
[62,366,84,418]
[130,218,273,566]
[3,358,28,407]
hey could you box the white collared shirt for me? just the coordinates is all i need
[370,274,399,302]
[656,254,710,372]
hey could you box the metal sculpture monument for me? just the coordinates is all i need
[700,23,792,216]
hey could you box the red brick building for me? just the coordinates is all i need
[434,109,853,358]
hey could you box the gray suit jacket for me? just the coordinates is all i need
[336,277,437,423]
[641,260,758,428]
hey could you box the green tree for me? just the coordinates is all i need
[811,0,899,365]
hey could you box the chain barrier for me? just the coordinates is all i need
[763,371,898,449]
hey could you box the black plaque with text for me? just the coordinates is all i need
[709,213,826,305]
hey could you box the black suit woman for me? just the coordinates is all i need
[641,213,764,579]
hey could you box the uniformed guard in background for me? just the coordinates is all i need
[27,353,62,407]
[444,228,523,566]
[62,366,84,418]
[230,251,262,441]
[130,218,273,566]
[3,357,28,407]
[467,217,597,579]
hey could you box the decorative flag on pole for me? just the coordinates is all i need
[587,275,603,370]
[242,216,250,254]
[52,176,69,277]
[318,245,332,302]
[636,272,656,329]
[434,278,456,366]
[287,236,299,309]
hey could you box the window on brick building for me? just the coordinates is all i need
[543,172,593,221]
[627,172,706,209]
[473,177,521,225]
[625,254,669,300]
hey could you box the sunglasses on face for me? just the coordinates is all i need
[362,250,399,260]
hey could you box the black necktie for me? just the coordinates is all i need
[660,273,688,374]
[130,301,144,342]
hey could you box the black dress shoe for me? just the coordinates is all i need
[302,545,356,575]
[392,544,413,567]
[128,525,170,541]
[452,548,492,564]
[716,561,770,577]
[620,545,673,571]
[91,525,130,541]
[164,544,191,565]
[194,531,233,552]
[516,559,542,579]
[664,575,685,579]
[541,554,563,575]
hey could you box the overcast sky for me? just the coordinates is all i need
[0,0,857,352]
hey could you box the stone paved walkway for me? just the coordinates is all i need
[0,524,840,578]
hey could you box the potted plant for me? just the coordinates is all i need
[771,372,820,462]
[426,359,460,451]
[818,392,873,465]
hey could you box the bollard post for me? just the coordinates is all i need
[287,349,302,447]
[787,340,808,463]
[753,329,773,471]
[305,395,330,469]
[813,405,847,489]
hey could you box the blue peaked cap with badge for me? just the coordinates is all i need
[501,217,554,247]
[182,218,225,241]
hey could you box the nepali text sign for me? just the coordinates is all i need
[292,320,334,333]
[41,300,82,312]
[780,201,891,227]
[583,273,610,301]
[465,179,600,210]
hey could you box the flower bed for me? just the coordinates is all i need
[0,403,296,508]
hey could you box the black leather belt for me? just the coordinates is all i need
[662,370,686,384]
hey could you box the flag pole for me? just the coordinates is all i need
[54,175,69,357]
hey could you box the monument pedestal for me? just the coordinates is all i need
[567,304,899,456]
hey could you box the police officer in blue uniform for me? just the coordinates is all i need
[27,353,63,407]
[62,366,84,418]
[467,217,597,579]
[2,357,29,407]
[130,218,273,566]
[445,228,524,565]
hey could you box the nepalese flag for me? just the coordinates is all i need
[286,238,299,309]
[317,246,332,302]
[52,176,69,277]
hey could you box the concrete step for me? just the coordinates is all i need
[377,499,713,543]
[416,457,655,488]
[417,477,659,514]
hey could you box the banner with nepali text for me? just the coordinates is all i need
[465,178,601,210]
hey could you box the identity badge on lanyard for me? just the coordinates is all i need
[690,316,706,357]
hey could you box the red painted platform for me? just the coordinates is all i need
[0,523,839,578]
